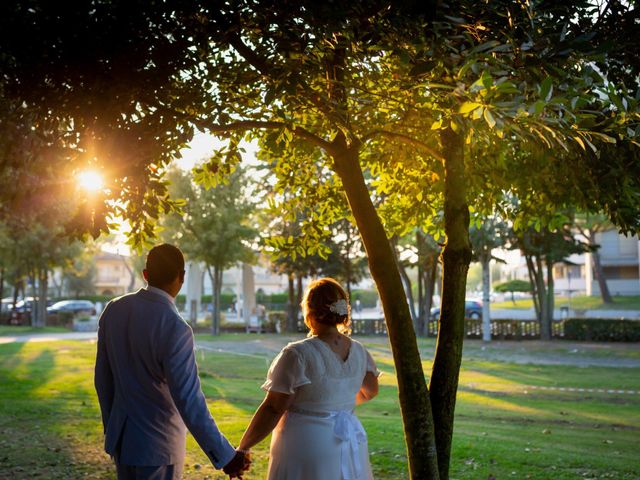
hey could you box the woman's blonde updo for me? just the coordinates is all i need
[301,277,351,336]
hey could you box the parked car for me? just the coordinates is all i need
[8,297,55,323]
[47,300,96,315]
[430,300,483,321]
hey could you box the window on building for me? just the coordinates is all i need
[603,266,640,280]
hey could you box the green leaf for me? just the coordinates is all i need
[483,109,496,129]
[540,77,553,102]
[459,102,483,114]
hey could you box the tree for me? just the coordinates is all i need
[514,225,588,340]
[469,216,508,341]
[161,167,256,334]
[320,219,368,299]
[494,279,532,305]
[63,245,97,298]
[417,232,441,338]
[573,212,614,303]
[2,2,639,478]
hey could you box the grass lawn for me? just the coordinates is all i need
[0,326,70,336]
[0,335,639,479]
[491,295,640,311]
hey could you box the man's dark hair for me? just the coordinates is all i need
[145,244,185,287]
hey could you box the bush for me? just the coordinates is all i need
[564,318,640,342]
[47,311,75,328]
[351,289,378,309]
[266,311,287,333]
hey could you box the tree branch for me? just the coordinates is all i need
[222,31,350,133]
[362,129,445,162]
[195,119,337,156]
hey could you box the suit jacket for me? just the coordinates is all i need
[94,288,235,468]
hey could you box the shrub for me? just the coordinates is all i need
[564,318,640,342]
[350,289,379,309]
[47,311,75,328]
[266,311,287,333]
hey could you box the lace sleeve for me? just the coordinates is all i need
[261,346,311,394]
[365,349,381,377]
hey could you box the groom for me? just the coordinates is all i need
[95,244,249,479]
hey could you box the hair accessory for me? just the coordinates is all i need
[328,298,349,316]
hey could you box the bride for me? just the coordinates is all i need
[238,277,380,479]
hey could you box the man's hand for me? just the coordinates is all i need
[223,449,251,479]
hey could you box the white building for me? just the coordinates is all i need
[584,230,640,296]
[503,230,640,297]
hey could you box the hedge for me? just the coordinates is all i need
[563,318,640,342]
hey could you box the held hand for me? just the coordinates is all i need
[223,449,251,479]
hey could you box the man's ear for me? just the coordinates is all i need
[143,269,149,282]
[179,270,186,283]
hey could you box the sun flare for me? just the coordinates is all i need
[77,170,104,192]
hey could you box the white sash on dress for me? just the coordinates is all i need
[289,407,367,480]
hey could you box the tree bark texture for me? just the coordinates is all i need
[429,128,472,479]
[332,142,440,479]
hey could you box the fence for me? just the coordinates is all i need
[351,318,565,340]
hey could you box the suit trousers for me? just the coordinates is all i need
[116,462,183,480]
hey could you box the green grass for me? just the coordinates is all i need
[0,325,70,336]
[0,336,639,479]
[492,295,640,311]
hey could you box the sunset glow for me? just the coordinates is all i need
[77,170,104,192]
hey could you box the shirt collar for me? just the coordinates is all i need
[144,285,175,304]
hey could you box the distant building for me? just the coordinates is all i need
[584,230,640,296]
[496,230,640,298]
[94,252,142,296]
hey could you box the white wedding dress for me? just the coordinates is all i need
[261,336,379,480]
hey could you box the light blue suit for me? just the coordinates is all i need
[94,288,235,475]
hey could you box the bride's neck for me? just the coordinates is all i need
[314,324,340,337]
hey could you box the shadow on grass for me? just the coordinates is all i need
[0,342,114,479]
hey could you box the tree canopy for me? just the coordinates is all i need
[1,1,640,478]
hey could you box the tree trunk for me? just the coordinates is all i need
[534,255,550,340]
[544,259,554,340]
[208,266,220,335]
[121,255,137,293]
[429,127,472,480]
[345,225,353,299]
[525,254,542,323]
[423,259,438,337]
[396,245,418,327]
[481,254,491,342]
[0,267,4,299]
[296,274,303,329]
[332,140,440,479]
[37,269,48,327]
[29,272,37,327]
[591,248,613,304]
[418,241,424,332]
[286,273,296,333]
